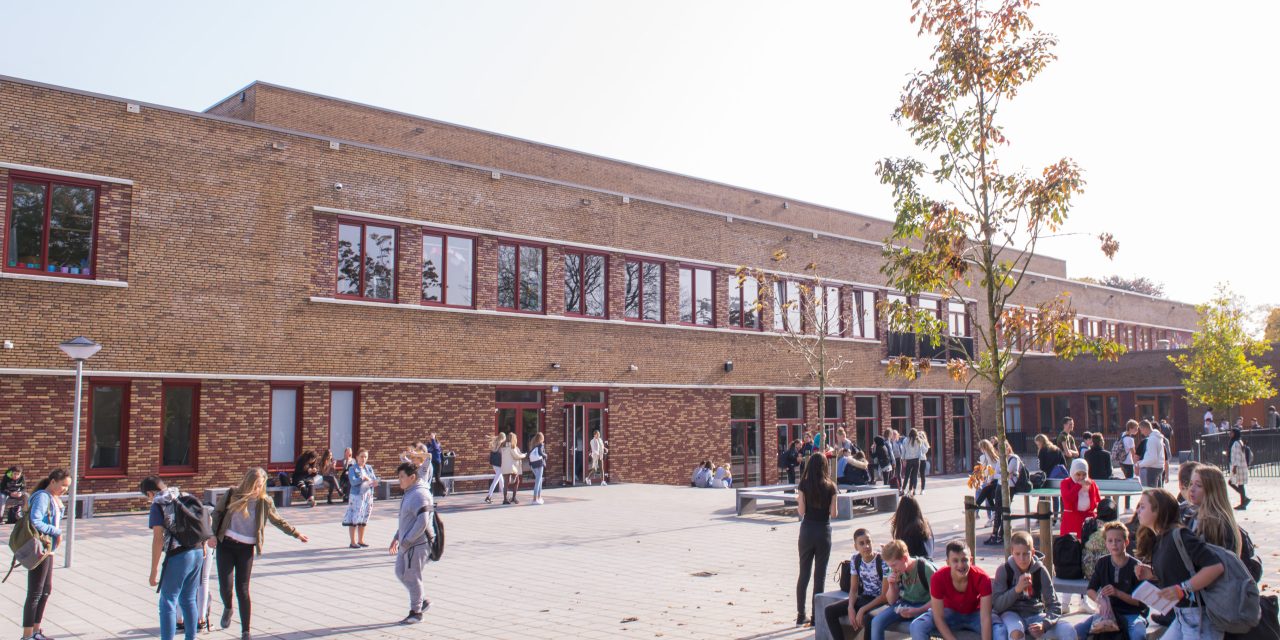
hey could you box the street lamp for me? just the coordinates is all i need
[58,336,101,568]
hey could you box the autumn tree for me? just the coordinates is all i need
[1095,275,1165,297]
[1264,306,1280,344]
[876,0,1125,538]
[1170,285,1276,422]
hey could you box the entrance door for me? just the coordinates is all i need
[1136,395,1158,424]
[495,389,543,477]
[951,397,973,472]
[730,395,761,487]
[563,391,606,486]
[922,396,944,474]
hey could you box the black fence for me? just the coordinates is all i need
[1194,428,1280,478]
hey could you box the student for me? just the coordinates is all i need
[796,452,839,626]
[500,436,526,504]
[1084,433,1113,480]
[1185,465,1254,575]
[911,541,997,640]
[782,440,801,484]
[317,449,345,505]
[1073,522,1148,640]
[979,440,1022,546]
[839,451,871,487]
[1,464,26,524]
[992,532,1070,640]
[1034,434,1067,478]
[1080,498,1119,581]
[917,431,931,495]
[889,495,934,559]
[141,476,205,640]
[713,463,733,488]
[1176,460,1199,524]
[400,442,432,488]
[1056,416,1079,461]
[339,447,354,503]
[902,429,924,496]
[342,449,377,548]
[974,439,998,526]
[528,432,548,505]
[586,429,607,486]
[485,433,506,504]
[292,450,319,508]
[1119,420,1139,480]
[871,435,894,486]
[1060,458,1100,538]
[1137,420,1167,488]
[1133,489,1226,639]
[691,460,711,487]
[208,468,308,639]
[1267,405,1279,430]
[426,433,443,482]
[21,469,69,640]
[870,539,937,640]
[1227,428,1249,510]
[388,462,434,625]
[823,528,891,640]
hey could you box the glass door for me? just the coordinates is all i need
[922,396,944,473]
[563,391,606,486]
[951,397,972,472]
[496,389,543,478]
[730,395,761,487]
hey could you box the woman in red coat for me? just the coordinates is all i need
[1059,458,1100,537]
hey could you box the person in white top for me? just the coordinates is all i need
[917,432,931,495]
[901,430,925,496]
[527,432,548,505]
[1203,416,1217,435]
[1227,428,1250,510]
[586,430,608,486]
[1137,420,1166,488]
[1120,420,1139,479]
[500,438,527,504]
[712,464,734,488]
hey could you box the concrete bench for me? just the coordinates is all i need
[813,590,981,640]
[74,492,139,518]
[837,486,900,516]
[439,473,494,495]
[736,488,798,517]
[203,485,293,508]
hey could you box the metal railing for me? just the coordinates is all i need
[1194,428,1280,478]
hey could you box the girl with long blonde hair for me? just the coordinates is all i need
[211,467,308,638]
[1185,464,1242,555]
[485,432,507,504]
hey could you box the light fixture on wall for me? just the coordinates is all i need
[724,360,733,373]
[550,363,561,369]
[628,364,638,372]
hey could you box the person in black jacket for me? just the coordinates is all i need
[292,451,319,508]
[1084,434,1113,480]
[1034,434,1067,477]
[781,440,801,484]
[0,465,25,523]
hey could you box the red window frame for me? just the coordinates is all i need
[334,217,399,301]
[563,249,609,318]
[159,381,200,476]
[329,384,361,466]
[728,274,762,330]
[421,229,477,309]
[774,280,802,332]
[853,395,879,450]
[497,241,547,314]
[3,170,101,279]
[268,383,304,470]
[85,378,130,478]
[678,264,716,326]
[851,289,877,339]
[623,257,663,323]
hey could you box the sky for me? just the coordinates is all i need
[3,1,1277,315]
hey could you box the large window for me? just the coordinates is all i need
[890,395,911,434]
[853,396,878,450]
[775,394,804,454]
[87,381,129,474]
[498,243,544,312]
[1004,397,1022,432]
[773,280,801,332]
[817,286,842,336]
[422,232,474,307]
[1037,396,1071,434]
[728,275,760,329]
[564,250,607,317]
[624,259,662,322]
[851,290,877,339]
[329,386,358,455]
[270,386,302,465]
[5,175,97,277]
[1086,394,1120,434]
[679,266,714,326]
[337,220,396,300]
[160,382,199,473]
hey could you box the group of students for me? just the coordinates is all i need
[780,427,932,497]
[690,461,735,488]
[484,430,567,505]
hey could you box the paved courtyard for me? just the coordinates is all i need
[2,475,1276,639]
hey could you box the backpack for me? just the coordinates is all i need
[777,449,789,468]
[1110,437,1128,465]
[1013,460,1032,494]
[3,493,52,583]
[1029,471,1047,489]
[838,554,886,595]
[488,450,502,467]
[1171,529,1261,634]
[1242,443,1254,466]
[428,510,445,562]
[166,493,214,549]
[1052,533,1084,579]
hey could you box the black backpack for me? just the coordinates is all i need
[1012,460,1032,493]
[488,450,502,467]
[428,510,445,561]
[167,493,214,549]
[1053,533,1084,579]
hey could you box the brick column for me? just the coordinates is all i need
[714,269,730,328]
[663,261,681,324]
[545,246,565,316]
[879,392,892,433]
[545,387,566,487]
[762,393,779,485]
[608,253,627,319]
[942,394,956,474]
[303,381,328,453]
[474,236,498,310]
[311,213,337,297]
[397,229,422,305]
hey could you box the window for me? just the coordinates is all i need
[729,395,761,487]
[1037,396,1071,434]
[87,381,128,474]
[922,396,943,470]
[728,274,761,329]
[890,396,911,434]
[270,386,302,465]
[776,395,803,420]
[853,396,878,450]
[498,243,544,312]
[422,232,474,307]
[886,294,916,357]
[951,396,972,471]
[1004,397,1022,433]
[773,280,801,332]
[817,286,842,336]
[851,290,877,339]
[775,394,804,453]
[679,266,714,325]
[564,390,605,403]
[1086,394,1120,434]
[948,302,969,337]
[624,259,662,322]
[564,251,607,317]
[5,175,98,277]
[336,220,396,300]
[330,387,358,455]
[160,382,199,473]
[496,389,542,403]
[823,395,843,422]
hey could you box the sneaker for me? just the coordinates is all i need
[421,599,431,612]
[535,498,544,505]
[241,633,251,640]
[221,608,234,629]
[32,633,54,640]
[400,611,423,625]
[601,481,608,487]
[349,543,360,549]
[586,478,592,486]
[357,542,369,548]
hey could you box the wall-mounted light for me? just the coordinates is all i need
[628,364,638,372]
[724,360,733,373]
[550,363,561,369]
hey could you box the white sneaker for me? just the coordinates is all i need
[601,481,608,487]
[585,478,592,486]
[535,498,544,505]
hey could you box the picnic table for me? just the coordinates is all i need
[736,484,899,520]
[1014,477,1142,532]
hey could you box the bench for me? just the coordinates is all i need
[736,485,798,517]
[203,485,293,508]
[813,590,982,640]
[439,473,493,495]
[737,484,899,520]
[74,492,139,518]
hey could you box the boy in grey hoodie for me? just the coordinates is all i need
[388,462,434,625]
[992,532,1071,640]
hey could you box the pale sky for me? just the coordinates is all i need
[3,1,1276,312]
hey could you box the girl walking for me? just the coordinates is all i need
[211,468,309,640]
[901,429,923,496]
[528,432,548,505]
[501,435,527,504]
[795,452,838,626]
[22,469,69,640]
[1227,429,1250,510]
[485,433,506,504]
[342,449,377,548]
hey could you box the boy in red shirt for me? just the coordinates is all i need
[909,541,999,640]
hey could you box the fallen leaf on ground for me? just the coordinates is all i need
[621,617,638,623]
[691,571,716,577]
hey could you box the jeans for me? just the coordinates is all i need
[870,601,926,640]
[911,609,996,640]
[159,548,202,640]
[1074,613,1145,640]
[1140,466,1163,488]
[796,520,832,617]
[486,466,504,499]
[532,465,545,500]
[216,539,255,633]
[1162,606,1222,640]
[322,473,343,502]
[998,611,1075,640]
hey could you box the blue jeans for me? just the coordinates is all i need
[870,601,926,640]
[158,548,202,640]
[533,466,545,499]
[912,609,998,640]
[1074,613,1145,640]
[998,611,1075,640]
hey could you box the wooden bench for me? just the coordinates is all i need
[74,492,139,518]
[203,485,293,508]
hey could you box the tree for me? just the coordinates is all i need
[876,0,1125,547]
[1095,275,1165,297]
[1169,285,1276,421]
[737,253,850,447]
[1264,306,1280,344]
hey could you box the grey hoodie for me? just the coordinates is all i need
[394,483,433,551]
[991,556,1061,622]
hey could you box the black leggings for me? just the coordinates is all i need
[217,539,256,633]
[796,520,832,618]
[295,478,314,501]
[322,474,343,502]
[823,593,876,640]
[23,558,53,627]
[1229,482,1248,502]
[976,482,1005,537]
[904,459,921,493]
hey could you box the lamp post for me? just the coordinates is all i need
[58,336,101,568]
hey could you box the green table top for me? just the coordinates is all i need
[1026,487,1143,497]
